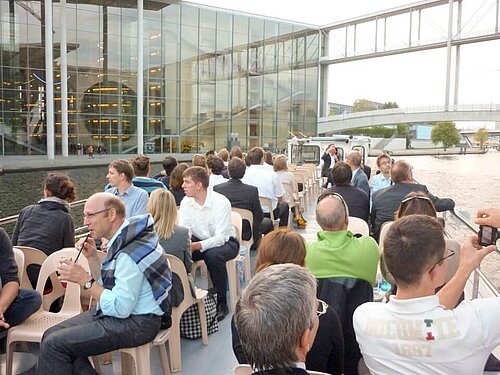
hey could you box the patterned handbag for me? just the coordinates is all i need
[180,289,219,339]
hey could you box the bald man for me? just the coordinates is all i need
[306,193,379,375]
[370,160,455,241]
[38,192,171,375]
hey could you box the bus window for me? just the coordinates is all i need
[352,146,367,163]
[301,145,321,165]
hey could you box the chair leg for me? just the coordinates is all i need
[157,343,171,375]
[6,341,15,375]
[244,247,252,283]
[91,355,102,374]
[168,319,182,372]
[121,352,134,375]
[197,300,209,346]
[133,345,151,375]
[226,260,238,312]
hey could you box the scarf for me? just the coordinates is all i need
[101,214,171,313]
[38,196,70,210]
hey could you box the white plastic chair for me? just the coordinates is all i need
[12,247,25,280]
[232,208,254,282]
[259,196,280,230]
[167,254,209,372]
[348,216,370,236]
[6,248,89,375]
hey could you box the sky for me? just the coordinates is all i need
[189,0,500,123]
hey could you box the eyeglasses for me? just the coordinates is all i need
[83,208,111,219]
[428,248,455,274]
[317,299,328,317]
[317,192,350,218]
[401,195,432,204]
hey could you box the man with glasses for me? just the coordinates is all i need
[235,264,322,375]
[354,215,497,375]
[371,160,455,241]
[38,192,172,375]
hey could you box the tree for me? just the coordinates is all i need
[431,121,460,151]
[382,101,399,109]
[474,127,489,149]
[352,99,377,112]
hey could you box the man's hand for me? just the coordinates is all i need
[191,242,202,252]
[76,236,98,259]
[57,259,92,286]
[457,235,497,274]
[0,309,10,330]
[475,207,500,229]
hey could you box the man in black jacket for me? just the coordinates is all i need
[214,157,268,246]
[321,144,338,178]
[371,160,455,241]
[324,161,369,223]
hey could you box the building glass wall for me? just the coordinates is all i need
[0,0,319,156]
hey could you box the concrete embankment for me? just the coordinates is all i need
[369,147,489,157]
[0,153,194,174]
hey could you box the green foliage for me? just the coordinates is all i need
[431,121,460,150]
[328,107,337,116]
[352,99,378,112]
[383,101,399,109]
[474,127,489,149]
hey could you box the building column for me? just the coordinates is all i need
[318,30,329,119]
[60,0,68,157]
[45,0,55,159]
[444,0,454,108]
[137,0,144,154]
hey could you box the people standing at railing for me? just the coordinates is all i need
[105,159,149,218]
[0,228,41,337]
[353,215,497,375]
[370,160,455,241]
[12,172,76,288]
[38,192,172,375]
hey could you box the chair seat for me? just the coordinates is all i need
[8,311,78,342]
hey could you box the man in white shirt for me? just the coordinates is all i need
[179,166,239,321]
[241,147,289,228]
[353,215,497,375]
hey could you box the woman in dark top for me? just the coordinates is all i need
[12,172,76,287]
[232,229,344,375]
[169,162,188,206]
[148,189,194,306]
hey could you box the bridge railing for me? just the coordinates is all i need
[319,103,500,122]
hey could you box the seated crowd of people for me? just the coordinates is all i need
[1,145,499,375]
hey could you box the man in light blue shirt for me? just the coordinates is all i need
[38,193,171,375]
[370,153,392,196]
[105,159,149,218]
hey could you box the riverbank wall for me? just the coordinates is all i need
[369,147,488,157]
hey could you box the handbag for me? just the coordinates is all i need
[180,289,218,339]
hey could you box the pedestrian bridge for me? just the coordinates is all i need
[318,104,500,134]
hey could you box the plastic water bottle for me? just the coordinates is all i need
[237,245,246,288]
[379,277,392,293]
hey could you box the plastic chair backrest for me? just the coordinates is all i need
[280,181,296,207]
[348,216,369,236]
[37,248,90,315]
[166,254,195,313]
[258,197,275,221]
[378,221,394,253]
[12,248,25,281]
[13,246,48,290]
[231,211,243,243]
[232,208,254,246]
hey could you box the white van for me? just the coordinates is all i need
[287,135,371,169]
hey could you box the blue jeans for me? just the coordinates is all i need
[37,307,161,375]
[2,289,41,331]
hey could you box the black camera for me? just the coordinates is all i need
[478,225,498,247]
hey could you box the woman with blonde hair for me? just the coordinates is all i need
[232,229,344,375]
[148,189,194,306]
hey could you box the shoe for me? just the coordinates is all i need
[484,354,500,372]
[217,303,229,321]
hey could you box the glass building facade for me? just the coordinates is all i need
[0,0,320,156]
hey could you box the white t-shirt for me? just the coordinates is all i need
[241,164,285,213]
[354,295,500,375]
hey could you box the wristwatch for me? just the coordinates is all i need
[83,277,95,290]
